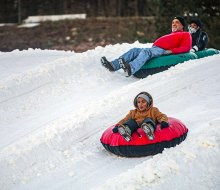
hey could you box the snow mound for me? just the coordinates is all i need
[0,43,220,190]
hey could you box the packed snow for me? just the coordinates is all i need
[0,42,220,190]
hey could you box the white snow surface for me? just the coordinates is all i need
[0,42,220,190]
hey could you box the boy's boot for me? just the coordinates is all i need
[118,124,132,142]
[118,119,139,142]
[141,118,156,140]
[119,58,132,77]
[101,56,115,72]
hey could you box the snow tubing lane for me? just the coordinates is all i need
[133,48,219,79]
[100,117,188,157]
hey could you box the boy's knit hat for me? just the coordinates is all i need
[174,16,185,28]
[137,94,150,104]
[134,91,153,108]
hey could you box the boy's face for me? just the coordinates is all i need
[137,97,148,111]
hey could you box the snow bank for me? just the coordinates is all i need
[24,14,87,23]
[0,43,220,190]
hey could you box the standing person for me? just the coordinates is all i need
[101,16,192,77]
[188,19,209,52]
[112,92,169,142]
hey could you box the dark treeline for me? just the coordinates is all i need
[1,0,219,22]
[1,0,220,48]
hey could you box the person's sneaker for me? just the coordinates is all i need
[101,56,115,72]
[119,58,132,77]
[118,124,131,142]
[141,123,155,140]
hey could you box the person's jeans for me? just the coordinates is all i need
[111,46,165,74]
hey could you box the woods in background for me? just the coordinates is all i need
[0,0,219,49]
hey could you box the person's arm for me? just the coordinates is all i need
[118,110,133,125]
[153,107,168,123]
[197,32,209,51]
[171,33,192,54]
[153,107,169,129]
[112,110,133,133]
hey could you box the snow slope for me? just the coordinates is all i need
[0,42,220,190]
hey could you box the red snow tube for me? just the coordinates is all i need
[100,117,188,157]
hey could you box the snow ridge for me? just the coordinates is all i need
[0,44,220,190]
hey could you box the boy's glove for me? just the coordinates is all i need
[112,125,119,133]
[160,121,169,129]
